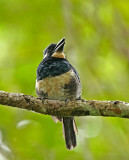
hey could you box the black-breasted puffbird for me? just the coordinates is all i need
[36,38,81,150]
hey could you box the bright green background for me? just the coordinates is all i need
[0,0,129,160]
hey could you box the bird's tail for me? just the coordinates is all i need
[62,117,78,150]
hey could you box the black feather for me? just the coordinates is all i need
[63,117,76,150]
[36,57,71,80]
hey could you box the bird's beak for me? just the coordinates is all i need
[54,38,65,53]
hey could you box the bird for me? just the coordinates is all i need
[36,38,81,150]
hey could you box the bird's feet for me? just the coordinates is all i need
[65,99,70,107]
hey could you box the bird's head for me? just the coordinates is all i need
[43,38,65,59]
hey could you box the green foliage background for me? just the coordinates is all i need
[0,0,129,159]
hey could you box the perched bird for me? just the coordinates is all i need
[36,38,81,150]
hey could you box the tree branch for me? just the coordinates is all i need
[0,91,129,118]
